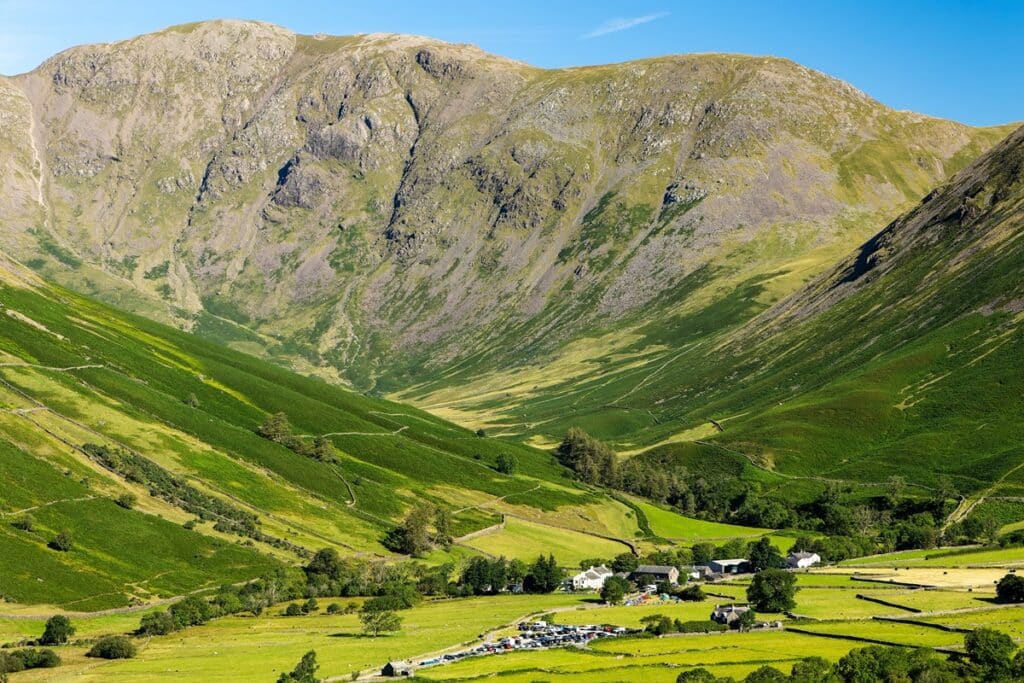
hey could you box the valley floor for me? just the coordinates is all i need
[4,544,1022,681]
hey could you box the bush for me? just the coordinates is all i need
[115,493,137,509]
[40,615,75,645]
[495,453,518,475]
[326,603,342,615]
[11,514,34,532]
[86,635,136,659]
[284,603,303,616]
[48,531,73,552]
[138,610,175,636]
[677,585,706,601]
[0,648,61,673]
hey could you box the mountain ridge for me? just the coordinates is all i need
[0,19,1016,433]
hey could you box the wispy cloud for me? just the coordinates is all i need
[583,11,669,39]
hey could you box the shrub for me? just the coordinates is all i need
[677,585,706,601]
[326,603,342,615]
[86,635,136,659]
[495,453,518,475]
[11,514,34,532]
[48,531,73,552]
[0,648,60,673]
[284,603,303,616]
[115,493,137,509]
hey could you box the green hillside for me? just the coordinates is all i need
[556,125,1024,511]
[0,255,638,609]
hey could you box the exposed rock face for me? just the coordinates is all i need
[0,20,1012,396]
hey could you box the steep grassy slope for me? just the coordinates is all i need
[0,254,639,609]
[599,125,1024,500]
[0,20,1011,409]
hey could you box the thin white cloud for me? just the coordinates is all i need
[583,12,669,39]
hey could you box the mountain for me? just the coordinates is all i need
[0,19,1012,419]
[623,123,1024,508]
[0,252,638,610]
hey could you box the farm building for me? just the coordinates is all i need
[686,565,713,580]
[382,660,416,677]
[629,564,680,585]
[711,603,751,625]
[570,564,613,591]
[787,551,821,569]
[708,558,751,574]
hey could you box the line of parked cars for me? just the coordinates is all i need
[418,621,632,668]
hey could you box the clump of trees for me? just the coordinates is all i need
[641,614,728,636]
[675,631,1024,682]
[257,413,337,463]
[86,635,136,659]
[0,648,60,675]
[382,503,453,556]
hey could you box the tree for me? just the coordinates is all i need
[834,645,950,683]
[48,531,73,552]
[691,543,716,566]
[310,436,335,462]
[326,603,342,615]
[736,608,757,631]
[304,548,343,582]
[746,568,797,612]
[382,503,435,556]
[964,627,1016,678]
[747,537,785,572]
[40,615,75,645]
[640,614,673,635]
[676,669,718,683]
[277,650,320,683]
[495,453,518,475]
[302,598,319,614]
[523,554,564,593]
[360,609,402,637]
[86,636,136,659]
[743,666,786,682]
[555,428,618,486]
[284,603,303,616]
[138,610,174,636]
[996,573,1024,603]
[115,493,137,509]
[600,576,631,605]
[610,552,639,574]
[789,656,837,683]
[257,412,291,442]
[433,507,453,549]
[475,428,486,437]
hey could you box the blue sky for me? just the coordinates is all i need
[1,0,1021,126]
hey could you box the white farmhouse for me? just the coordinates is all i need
[570,565,613,591]
[786,551,821,569]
